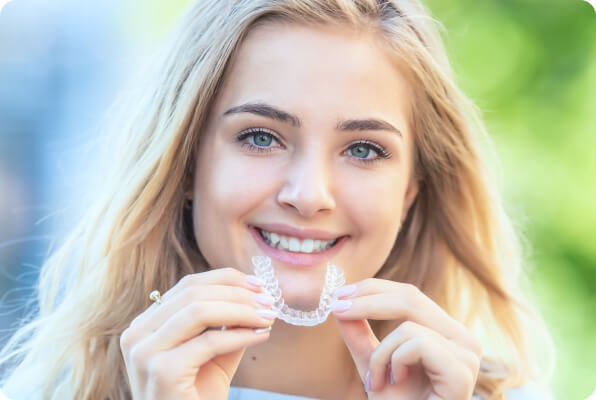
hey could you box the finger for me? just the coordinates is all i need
[388,336,474,399]
[130,284,272,335]
[333,316,379,384]
[334,279,482,356]
[160,267,265,304]
[170,326,272,371]
[138,326,272,390]
[141,301,277,352]
[130,267,266,335]
[369,321,480,393]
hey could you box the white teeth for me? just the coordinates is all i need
[300,239,314,253]
[258,228,338,253]
[288,238,301,252]
[270,232,280,245]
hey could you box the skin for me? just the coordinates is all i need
[192,22,417,311]
[185,22,482,399]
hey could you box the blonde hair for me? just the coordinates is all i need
[0,1,554,399]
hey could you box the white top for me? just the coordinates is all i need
[2,383,554,399]
[228,384,555,400]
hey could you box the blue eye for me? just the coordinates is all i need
[254,133,273,146]
[235,128,392,165]
[235,128,282,153]
[345,140,392,165]
[350,144,371,158]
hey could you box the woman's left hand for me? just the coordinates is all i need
[331,278,483,400]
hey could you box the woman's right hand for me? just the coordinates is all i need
[119,267,277,400]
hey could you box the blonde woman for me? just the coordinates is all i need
[0,0,555,399]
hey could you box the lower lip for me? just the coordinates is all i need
[248,226,348,268]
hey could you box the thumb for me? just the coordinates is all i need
[194,347,247,399]
[213,347,246,378]
[197,346,246,389]
[333,316,379,381]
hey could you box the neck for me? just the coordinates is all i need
[231,317,366,400]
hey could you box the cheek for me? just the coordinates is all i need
[338,170,404,277]
[211,154,281,210]
[192,151,282,268]
[340,169,404,231]
[194,150,281,234]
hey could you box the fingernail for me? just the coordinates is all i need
[330,299,352,312]
[335,284,356,298]
[253,293,275,306]
[254,326,272,334]
[364,370,371,393]
[256,308,278,320]
[246,275,265,287]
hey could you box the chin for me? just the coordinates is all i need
[276,281,324,311]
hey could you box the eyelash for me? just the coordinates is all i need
[235,128,392,165]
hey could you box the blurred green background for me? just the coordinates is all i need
[122,0,595,398]
[425,2,596,399]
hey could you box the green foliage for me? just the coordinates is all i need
[425,0,596,398]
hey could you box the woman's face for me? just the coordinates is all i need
[191,22,418,309]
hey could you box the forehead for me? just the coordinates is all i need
[212,22,413,134]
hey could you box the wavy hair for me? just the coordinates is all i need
[0,0,554,399]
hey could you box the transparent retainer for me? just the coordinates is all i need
[251,255,346,326]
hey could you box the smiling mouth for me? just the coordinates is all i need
[255,227,342,254]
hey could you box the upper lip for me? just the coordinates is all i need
[253,223,347,241]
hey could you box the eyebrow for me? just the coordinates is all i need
[222,102,403,139]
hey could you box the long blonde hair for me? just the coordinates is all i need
[0,1,554,399]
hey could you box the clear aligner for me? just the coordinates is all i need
[251,255,346,326]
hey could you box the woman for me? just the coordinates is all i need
[0,0,555,399]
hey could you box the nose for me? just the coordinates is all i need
[276,152,336,217]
